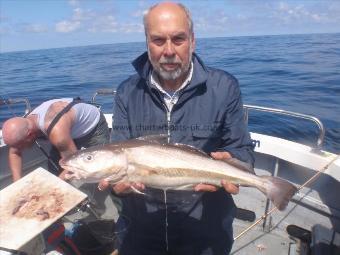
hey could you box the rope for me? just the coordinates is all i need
[234,154,340,241]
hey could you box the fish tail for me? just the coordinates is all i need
[259,176,298,211]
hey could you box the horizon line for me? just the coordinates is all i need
[1,31,339,54]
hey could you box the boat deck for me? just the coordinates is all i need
[1,103,340,254]
[232,220,297,255]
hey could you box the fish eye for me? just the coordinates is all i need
[84,154,93,161]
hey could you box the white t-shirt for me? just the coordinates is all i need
[30,98,100,139]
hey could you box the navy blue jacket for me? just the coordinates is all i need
[111,52,254,254]
[112,52,254,164]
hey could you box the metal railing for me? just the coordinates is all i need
[0,97,32,116]
[91,88,116,104]
[1,92,325,150]
[90,90,326,150]
[243,104,325,150]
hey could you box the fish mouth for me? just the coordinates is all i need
[59,159,79,171]
[59,162,86,177]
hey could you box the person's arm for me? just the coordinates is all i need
[47,112,77,179]
[220,80,255,165]
[111,89,132,142]
[194,77,253,194]
[194,151,239,194]
[8,147,23,182]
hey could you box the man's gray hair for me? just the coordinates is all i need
[143,2,194,36]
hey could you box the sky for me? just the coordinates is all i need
[1,0,340,53]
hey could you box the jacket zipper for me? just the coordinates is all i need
[163,97,176,143]
[162,99,176,252]
[166,110,171,143]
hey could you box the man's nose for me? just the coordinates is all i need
[163,40,175,57]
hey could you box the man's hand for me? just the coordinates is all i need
[194,180,239,195]
[210,151,232,160]
[194,151,239,195]
[98,179,145,195]
[58,169,68,181]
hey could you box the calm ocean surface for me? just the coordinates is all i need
[1,33,339,153]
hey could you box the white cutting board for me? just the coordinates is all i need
[0,167,87,250]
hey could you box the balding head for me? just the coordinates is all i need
[143,2,194,37]
[2,117,31,147]
[142,2,195,85]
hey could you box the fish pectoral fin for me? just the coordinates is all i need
[106,174,128,184]
[129,163,159,176]
[130,186,146,195]
[222,157,255,174]
[172,184,195,190]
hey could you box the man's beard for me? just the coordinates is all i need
[148,47,192,81]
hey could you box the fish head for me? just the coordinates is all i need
[60,146,128,183]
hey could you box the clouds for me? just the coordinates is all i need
[1,0,340,52]
[54,3,143,34]
[270,1,340,25]
[2,1,340,37]
[0,1,144,36]
[54,7,143,34]
[275,2,328,24]
[0,13,50,35]
[55,7,93,33]
[68,0,81,7]
[56,20,81,33]
[0,22,48,35]
[23,24,48,33]
[188,1,340,36]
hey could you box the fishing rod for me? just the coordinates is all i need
[234,154,340,241]
[34,141,61,173]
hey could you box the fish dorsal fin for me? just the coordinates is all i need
[166,143,211,158]
[223,158,255,174]
[136,134,168,144]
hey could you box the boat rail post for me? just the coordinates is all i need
[91,89,116,104]
[0,97,32,116]
[243,105,326,151]
[91,89,116,140]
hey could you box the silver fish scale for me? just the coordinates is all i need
[124,145,262,187]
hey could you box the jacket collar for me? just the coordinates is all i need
[132,51,208,91]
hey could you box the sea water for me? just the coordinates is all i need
[1,33,339,153]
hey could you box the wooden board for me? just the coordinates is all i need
[0,167,87,250]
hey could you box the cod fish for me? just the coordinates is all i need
[60,137,298,211]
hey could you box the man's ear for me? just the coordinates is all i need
[27,129,35,139]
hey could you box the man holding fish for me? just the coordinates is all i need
[60,2,296,255]
[101,2,254,255]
